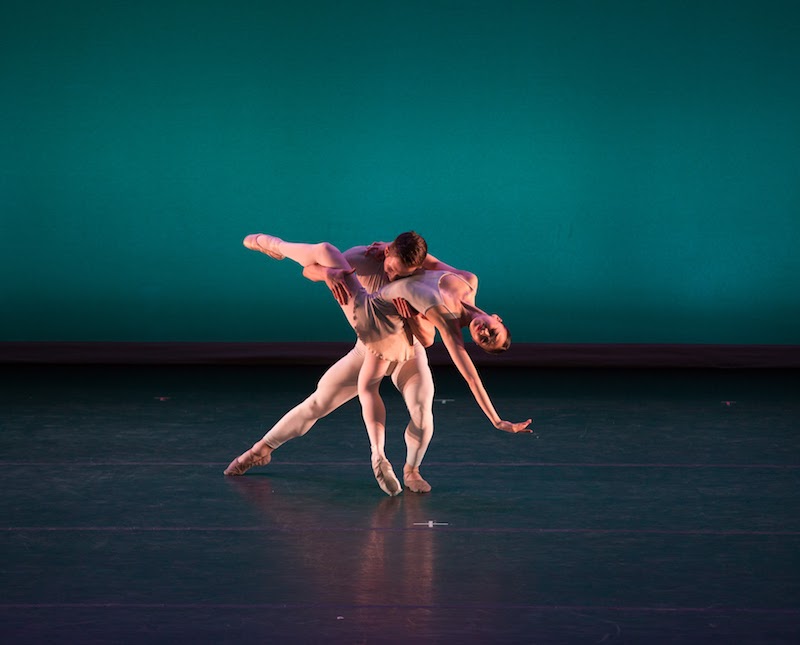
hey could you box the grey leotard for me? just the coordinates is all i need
[341,270,471,363]
[378,270,473,319]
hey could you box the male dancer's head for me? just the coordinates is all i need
[385,231,511,353]
[383,231,428,281]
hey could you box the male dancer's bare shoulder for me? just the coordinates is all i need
[343,245,388,293]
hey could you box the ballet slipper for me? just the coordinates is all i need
[403,467,432,494]
[244,234,285,260]
[223,447,272,476]
[372,456,402,496]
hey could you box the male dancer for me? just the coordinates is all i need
[224,232,436,493]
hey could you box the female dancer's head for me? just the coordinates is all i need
[469,313,511,354]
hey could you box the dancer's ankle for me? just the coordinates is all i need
[252,441,273,457]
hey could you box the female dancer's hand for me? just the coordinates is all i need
[365,242,389,259]
[324,267,355,305]
[495,419,533,433]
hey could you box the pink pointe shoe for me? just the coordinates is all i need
[223,447,272,476]
[243,234,285,260]
[372,456,402,496]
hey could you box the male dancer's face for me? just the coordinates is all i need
[383,254,417,281]
[383,250,419,282]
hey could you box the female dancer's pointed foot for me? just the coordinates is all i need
[372,456,402,496]
[243,234,285,260]
[223,446,272,476]
[403,466,432,494]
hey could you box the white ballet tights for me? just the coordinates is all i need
[261,341,435,468]
[251,236,435,468]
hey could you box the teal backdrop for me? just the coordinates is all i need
[2,1,798,344]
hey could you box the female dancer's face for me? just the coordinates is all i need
[469,314,509,352]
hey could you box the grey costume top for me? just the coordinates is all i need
[346,286,410,362]
[346,270,472,362]
[378,270,472,320]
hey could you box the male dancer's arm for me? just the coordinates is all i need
[419,253,478,290]
[393,299,436,347]
[366,243,478,291]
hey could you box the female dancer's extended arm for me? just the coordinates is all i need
[425,307,532,434]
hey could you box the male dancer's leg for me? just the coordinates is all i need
[237,235,401,495]
[391,344,435,493]
[359,349,402,496]
[223,345,364,476]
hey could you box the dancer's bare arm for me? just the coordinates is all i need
[424,307,532,433]
[366,243,478,290]
[393,299,436,347]
[420,254,478,291]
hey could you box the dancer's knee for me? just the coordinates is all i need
[358,381,382,400]
[406,404,433,432]
[303,392,337,419]
[315,242,348,268]
[358,363,386,394]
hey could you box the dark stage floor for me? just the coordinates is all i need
[1,364,799,644]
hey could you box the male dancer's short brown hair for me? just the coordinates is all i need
[390,231,428,268]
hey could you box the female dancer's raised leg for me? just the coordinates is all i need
[243,234,351,270]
